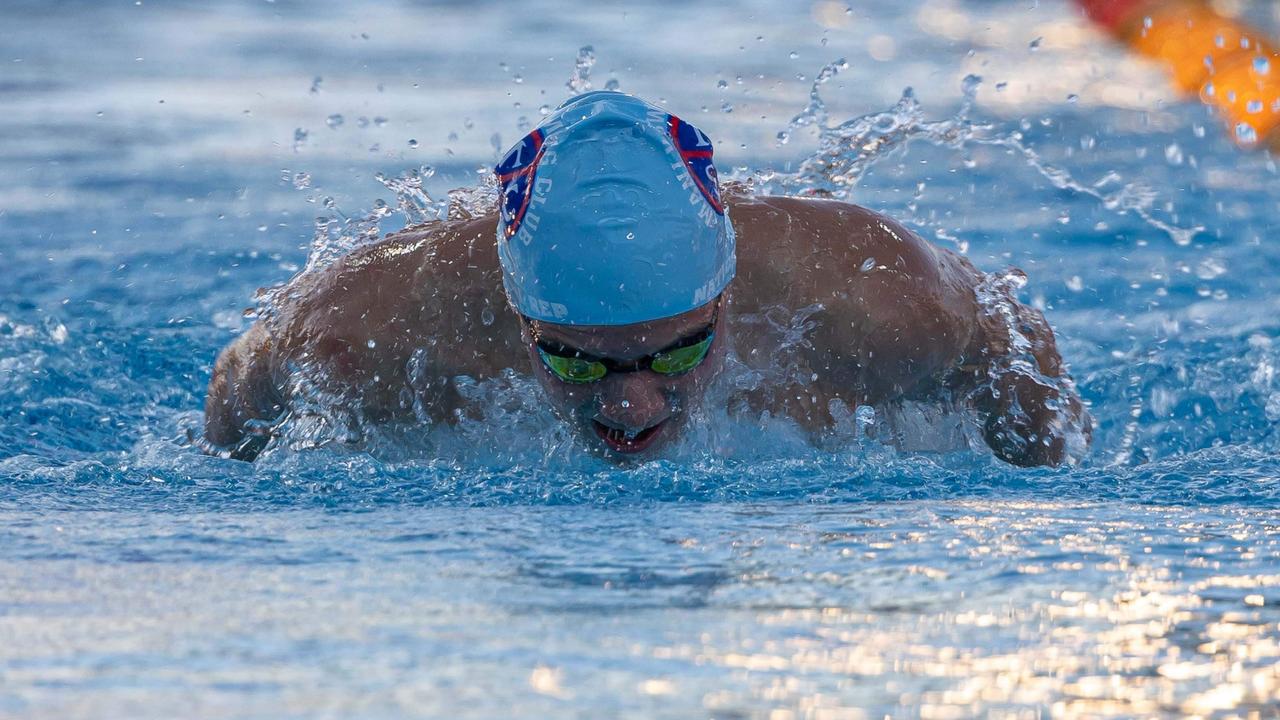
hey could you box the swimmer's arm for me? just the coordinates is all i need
[967,295,1092,467]
[203,320,284,461]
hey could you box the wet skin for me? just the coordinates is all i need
[204,190,1091,466]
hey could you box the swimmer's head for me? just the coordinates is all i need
[494,91,735,326]
[495,92,735,457]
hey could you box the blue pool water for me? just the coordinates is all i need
[3,0,1280,716]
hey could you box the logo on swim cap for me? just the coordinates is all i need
[669,115,724,214]
[495,128,545,240]
[495,111,725,242]
[493,92,736,326]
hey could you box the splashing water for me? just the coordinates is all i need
[753,63,1202,247]
[251,166,499,324]
[566,45,597,95]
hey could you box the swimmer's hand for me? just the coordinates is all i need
[975,369,1091,467]
[204,321,284,462]
[967,277,1092,467]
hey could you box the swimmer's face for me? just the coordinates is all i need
[521,298,725,459]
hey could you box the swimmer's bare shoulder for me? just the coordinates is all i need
[203,214,523,459]
[728,193,1091,466]
[730,194,981,395]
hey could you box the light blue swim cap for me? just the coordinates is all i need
[494,91,736,326]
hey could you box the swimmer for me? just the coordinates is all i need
[204,92,1091,466]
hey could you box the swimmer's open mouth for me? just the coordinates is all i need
[592,419,665,454]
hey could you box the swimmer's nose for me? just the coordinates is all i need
[596,372,667,431]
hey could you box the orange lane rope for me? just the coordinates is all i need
[1077,0,1280,150]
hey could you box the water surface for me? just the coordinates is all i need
[3,0,1279,716]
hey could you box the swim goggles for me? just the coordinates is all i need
[528,299,720,384]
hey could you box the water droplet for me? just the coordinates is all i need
[789,51,799,59]
[513,73,523,84]
[855,405,876,432]
[1196,257,1227,280]
[1267,393,1280,422]
[1254,56,1271,75]
[373,116,388,127]
[961,74,982,98]
[604,78,620,91]
[1193,123,1206,138]
[625,232,635,240]
[1248,99,1264,114]
[1066,93,1079,103]
[996,82,1008,92]
[1028,36,1042,51]
[326,113,344,129]
[1164,143,1184,165]
[539,104,550,115]
[1065,276,1084,292]
[1235,122,1258,144]
[408,138,419,149]
[717,79,728,90]
[860,257,876,272]
[481,308,495,326]
[366,339,377,349]
[310,76,323,94]
[292,128,309,151]
[291,171,311,190]
[721,101,734,113]
[356,116,370,128]
[621,400,631,408]
[567,45,596,94]
[776,130,790,145]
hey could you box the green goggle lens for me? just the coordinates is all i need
[649,335,714,375]
[536,333,714,383]
[538,348,608,383]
